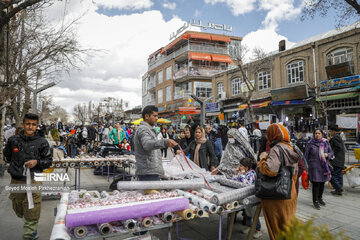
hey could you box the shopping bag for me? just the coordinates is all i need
[301,170,309,190]
[345,165,360,188]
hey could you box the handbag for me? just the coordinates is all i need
[301,170,309,190]
[255,145,293,200]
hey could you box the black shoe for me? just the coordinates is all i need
[313,201,321,210]
[331,190,343,196]
[318,199,326,206]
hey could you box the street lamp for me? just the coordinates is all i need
[30,82,56,114]
[190,94,213,127]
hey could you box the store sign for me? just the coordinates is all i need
[320,75,360,91]
[206,102,220,112]
[170,20,233,40]
[270,85,308,102]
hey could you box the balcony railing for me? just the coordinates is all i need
[174,66,227,80]
[148,43,229,71]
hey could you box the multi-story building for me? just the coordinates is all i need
[142,30,242,120]
[211,22,360,141]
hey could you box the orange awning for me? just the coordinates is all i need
[189,52,212,61]
[188,32,211,41]
[211,35,231,43]
[211,54,232,63]
[238,101,271,110]
[161,34,188,54]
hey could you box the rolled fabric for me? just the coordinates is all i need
[176,189,217,214]
[231,201,240,209]
[117,180,205,190]
[161,212,173,223]
[100,191,110,199]
[189,204,204,217]
[140,217,153,228]
[144,189,159,194]
[174,209,193,220]
[80,162,85,167]
[211,185,255,205]
[242,195,261,205]
[69,162,76,168]
[199,188,217,197]
[74,226,88,238]
[106,161,111,166]
[100,161,106,166]
[97,223,112,235]
[215,177,248,189]
[82,192,92,201]
[216,206,224,214]
[151,216,163,225]
[121,219,136,230]
[55,163,61,168]
[62,162,68,168]
[65,197,188,227]
[50,193,71,240]
[94,161,100,166]
[88,162,94,167]
[114,162,121,167]
[224,203,233,210]
[189,190,212,202]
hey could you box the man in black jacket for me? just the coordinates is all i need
[4,113,52,240]
[329,125,345,196]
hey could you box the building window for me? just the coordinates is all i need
[149,74,155,89]
[229,40,241,59]
[174,82,192,99]
[166,66,172,80]
[165,85,172,102]
[194,82,212,98]
[142,79,146,93]
[327,47,354,73]
[217,83,224,98]
[231,78,241,96]
[157,89,163,104]
[157,71,163,84]
[257,71,271,90]
[286,60,304,84]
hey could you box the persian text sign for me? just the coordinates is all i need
[320,75,360,91]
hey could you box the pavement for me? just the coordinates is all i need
[0,151,359,240]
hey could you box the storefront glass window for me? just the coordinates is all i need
[286,60,304,84]
[231,78,241,96]
[258,71,271,90]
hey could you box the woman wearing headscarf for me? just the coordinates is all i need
[305,128,334,210]
[182,126,218,171]
[258,123,301,240]
[211,128,257,178]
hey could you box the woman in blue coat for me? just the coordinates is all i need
[305,129,334,210]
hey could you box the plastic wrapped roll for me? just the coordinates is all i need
[161,212,173,223]
[216,206,223,213]
[121,219,136,230]
[231,201,240,209]
[94,161,100,166]
[176,189,217,214]
[82,192,92,201]
[74,226,88,238]
[215,177,248,189]
[117,180,205,190]
[100,161,106,166]
[55,163,61,168]
[242,195,261,205]
[100,191,110,199]
[189,204,204,217]
[174,209,193,220]
[199,188,217,197]
[106,161,111,166]
[211,185,255,205]
[62,162,68,168]
[140,217,153,228]
[224,203,233,210]
[50,193,71,240]
[114,162,121,167]
[80,162,85,167]
[151,216,163,225]
[97,223,112,235]
[69,162,76,168]
[145,189,159,194]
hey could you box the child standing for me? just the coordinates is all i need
[232,157,262,239]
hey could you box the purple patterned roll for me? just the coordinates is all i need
[65,197,188,228]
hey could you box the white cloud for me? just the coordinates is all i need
[42,1,188,113]
[242,28,295,62]
[204,0,256,16]
[96,0,154,10]
[162,1,176,10]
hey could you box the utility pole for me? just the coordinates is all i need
[190,94,213,127]
[30,82,56,114]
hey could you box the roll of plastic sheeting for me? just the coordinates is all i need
[140,217,153,228]
[65,197,189,228]
[215,177,248,189]
[242,195,261,205]
[160,212,173,223]
[117,180,205,190]
[74,226,88,238]
[174,209,194,220]
[176,189,217,214]
[211,185,255,205]
[189,204,204,217]
[97,223,112,235]
[121,219,136,230]
[49,193,71,240]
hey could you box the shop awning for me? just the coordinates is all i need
[188,32,211,41]
[211,35,231,42]
[211,54,232,63]
[272,100,307,106]
[179,107,201,115]
[161,34,188,54]
[238,101,271,109]
[189,52,212,61]
[316,92,360,101]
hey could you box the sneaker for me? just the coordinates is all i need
[318,199,326,206]
[253,230,263,239]
[241,227,250,234]
[313,201,321,210]
[23,231,39,240]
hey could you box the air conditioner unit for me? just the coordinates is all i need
[218,92,226,100]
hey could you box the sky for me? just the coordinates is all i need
[40,0,355,114]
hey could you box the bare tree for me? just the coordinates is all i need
[301,0,360,27]
[0,5,90,127]
[49,105,68,123]
[73,103,86,125]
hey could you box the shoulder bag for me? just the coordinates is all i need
[255,145,293,200]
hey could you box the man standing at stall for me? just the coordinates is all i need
[4,113,52,240]
[134,105,177,181]
[329,125,346,196]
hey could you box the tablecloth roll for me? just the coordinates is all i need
[211,185,255,205]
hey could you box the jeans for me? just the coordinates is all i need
[311,181,325,203]
[330,166,343,191]
[138,175,160,181]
